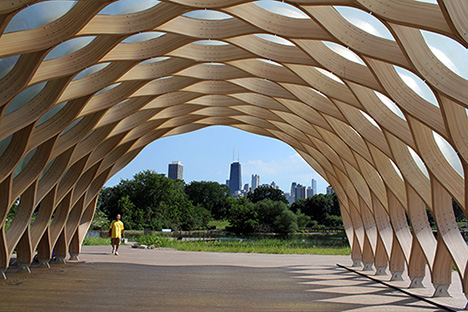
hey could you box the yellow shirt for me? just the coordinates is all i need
[110,220,124,238]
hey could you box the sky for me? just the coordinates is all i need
[104,126,329,194]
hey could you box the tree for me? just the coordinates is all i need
[303,195,330,224]
[97,185,124,220]
[227,199,299,234]
[290,194,342,227]
[295,209,313,230]
[247,186,288,204]
[118,195,138,230]
[185,181,231,220]
[5,199,19,230]
[90,208,110,230]
[274,209,299,233]
[227,198,258,234]
[256,200,298,233]
[328,193,341,216]
[325,215,342,228]
[98,170,211,231]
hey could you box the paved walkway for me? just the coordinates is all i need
[0,245,466,311]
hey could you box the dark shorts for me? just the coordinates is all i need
[111,238,121,245]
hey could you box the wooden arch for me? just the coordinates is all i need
[1,0,468,298]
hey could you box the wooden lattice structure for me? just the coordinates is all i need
[1,0,468,298]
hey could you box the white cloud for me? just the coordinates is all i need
[244,159,280,175]
[244,153,306,175]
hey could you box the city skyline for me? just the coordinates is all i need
[104,126,328,193]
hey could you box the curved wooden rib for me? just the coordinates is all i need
[0,0,467,300]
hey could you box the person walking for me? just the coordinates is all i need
[109,214,124,255]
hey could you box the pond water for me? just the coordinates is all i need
[86,231,101,238]
[87,230,349,247]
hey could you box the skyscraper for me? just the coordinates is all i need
[326,185,335,195]
[306,187,314,198]
[251,174,260,191]
[290,182,297,202]
[228,161,242,195]
[311,179,317,196]
[168,161,183,180]
[295,184,306,200]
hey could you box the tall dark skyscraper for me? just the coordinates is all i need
[228,161,242,195]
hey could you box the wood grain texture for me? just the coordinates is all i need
[0,0,468,298]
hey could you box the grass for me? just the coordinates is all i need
[135,234,350,255]
[208,220,230,230]
[174,241,350,255]
[82,233,350,255]
[82,236,112,246]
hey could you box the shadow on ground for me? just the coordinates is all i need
[0,259,444,312]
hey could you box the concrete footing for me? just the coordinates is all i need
[38,259,50,268]
[363,263,373,271]
[352,260,362,267]
[69,253,79,261]
[17,263,31,274]
[55,256,66,264]
[390,271,404,281]
[409,277,424,288]
[375,267,387,276]
[433,284,450,297]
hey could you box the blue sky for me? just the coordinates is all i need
[105,126,329,194]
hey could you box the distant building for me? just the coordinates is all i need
[233,190,244,198]
[228,161,242,195]
[311,179,317,195]
[251,174,260,191]
[168,161,183,180]
[270,181,279,189]
[326,185,335,195]
[295,184,306,200]
[306,186,314,198]
[290,182,297,202]
[300,185,307,198]
[244,183,250,192]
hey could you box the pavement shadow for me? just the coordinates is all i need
[0,261,446,312]
[285,264,449,312]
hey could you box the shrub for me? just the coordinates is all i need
[227,198,258,234]
[325,215,343,228]
[136,234,172,248]
[228,199,299,234]
[295,209,311,230]
[82,236,111,246]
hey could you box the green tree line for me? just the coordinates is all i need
[96,170,343,233]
